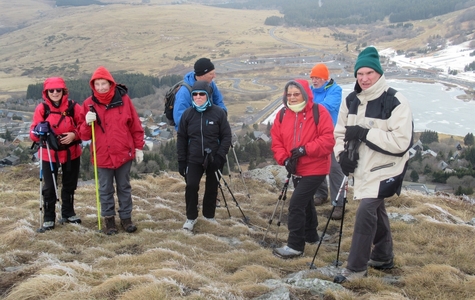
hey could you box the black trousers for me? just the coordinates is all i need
[42,156,80,221]
[287,175,325,252]
[185,163,219,220]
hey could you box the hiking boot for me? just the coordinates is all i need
[330,206,344,220]
[368,258,394,270]
[305,237,320,245]
[204,217,218,223]
[65,215,82,224]
[120,218,137,233]
[183,219,197,231]
[42,221,55,230]
[272,245,303,259]
[314,196,328,206]
[333,268,367,283]
[104,216,118,235]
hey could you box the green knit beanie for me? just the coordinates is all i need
[354,46,384,77]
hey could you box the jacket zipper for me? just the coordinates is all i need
[370,162,395,172]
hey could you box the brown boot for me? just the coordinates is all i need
[331,206,344,220]
[314,196,328,206]
[104,216,118,235]
[120,218,137,233]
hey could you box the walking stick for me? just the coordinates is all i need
[217,169,250,224]
[89,105,101,232]
[230,144,251,200]
[260,172,291,248]
[44,138,61,221]
[309,175,347,269]
[214,171,232,218]
[36,137,45,233]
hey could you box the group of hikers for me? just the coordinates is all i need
[30,46,413,283]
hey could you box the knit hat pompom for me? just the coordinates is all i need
[354,46,384,77]
[310,63,329,80]
[194,58,215,76]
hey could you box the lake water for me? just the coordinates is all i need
[339,80,474,137]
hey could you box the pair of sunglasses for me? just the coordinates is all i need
[192,92,206,97]
[47,89,63,93]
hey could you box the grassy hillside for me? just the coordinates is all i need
[1,164,475,299]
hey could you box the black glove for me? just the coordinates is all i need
[178,161,187,177]
[339,152,358,176]
[284,158,297,174]
[344,126,369,142]
[290,146,306,160]
[212,154,225,171]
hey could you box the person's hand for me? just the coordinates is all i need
[284,158,297,174]
[339,152,358,176]
[344,126,369,142]
[178,161,187,177]
[86,111,96,125]
[135,149,143,164]
[212,154,225,171]
[33,121,50,136]
[290,146,306,160]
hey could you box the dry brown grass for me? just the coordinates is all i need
[1,163,475,299]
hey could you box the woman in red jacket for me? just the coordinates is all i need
[79,66,144,235]
[30,77,84,231]
[270,79,335,258]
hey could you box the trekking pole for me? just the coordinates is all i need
[260,172,291,248]
[309,175,347,269]
[332,140,358,267]
[230,144,251,200]
[214,171,231,218]
[89,105,101,232]
[36,138,45,233]
[334,177,348,267]
[217,169,250,224]
[44,136,61,222]
[225,153,232,190]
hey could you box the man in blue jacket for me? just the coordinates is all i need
[173,58,227,131]
[310,63,345,220]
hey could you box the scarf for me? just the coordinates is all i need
[287,101,306,113]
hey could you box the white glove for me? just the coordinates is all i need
[135,149,144,164]
[86,111,96,125]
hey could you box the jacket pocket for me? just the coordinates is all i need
[377,162,408,199]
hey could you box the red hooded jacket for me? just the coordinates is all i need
[271,79,335,176]
[29,77,83,163]
[79,66,144,169]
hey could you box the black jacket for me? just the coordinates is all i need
[177,105,232,165]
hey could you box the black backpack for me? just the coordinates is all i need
[164,80,192,126]
[278,104,320,126]
[42,99,76,129]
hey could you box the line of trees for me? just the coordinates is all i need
[217,0,474,27]
[26,73,182,104]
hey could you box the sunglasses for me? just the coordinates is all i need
[192,92,207,97]
[47,89,63,93]
[286,92,301,98]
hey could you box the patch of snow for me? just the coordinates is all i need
[380,41,475,83]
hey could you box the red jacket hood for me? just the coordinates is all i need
[42,77,68,105]
[89,66,117,90]
[282,79,314,111]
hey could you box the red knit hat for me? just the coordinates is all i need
[310,63,329,80]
